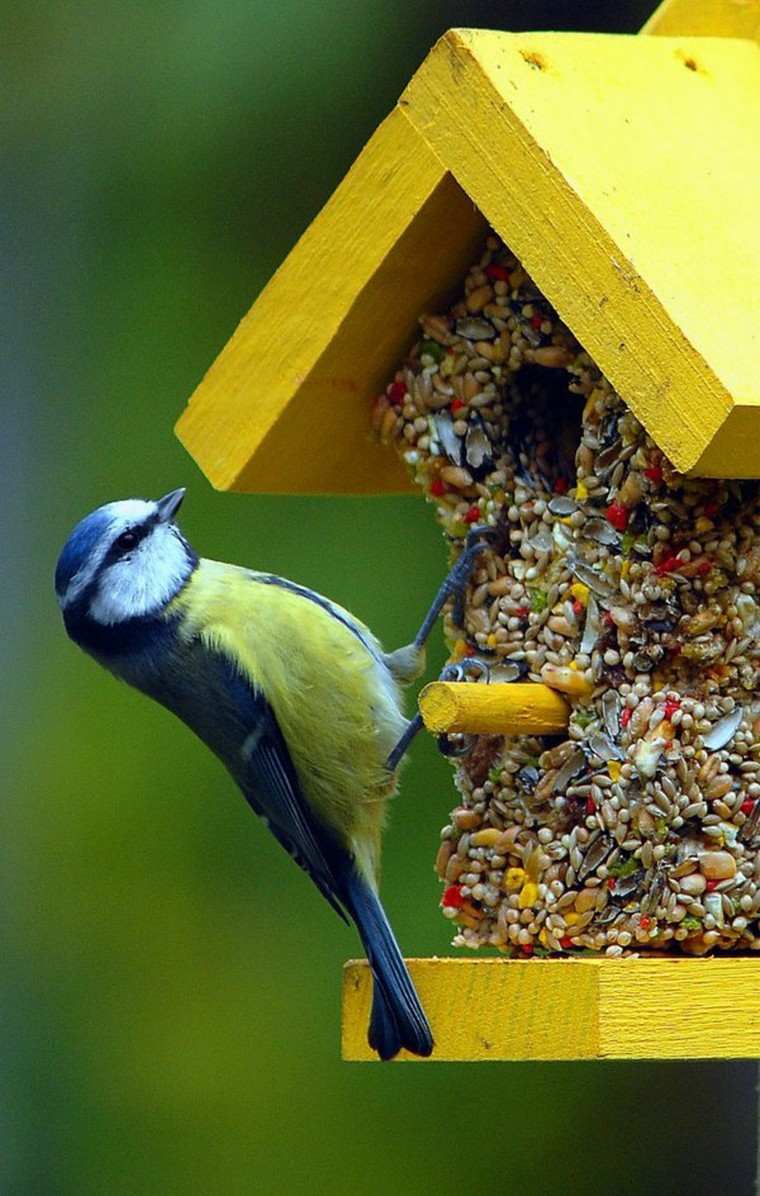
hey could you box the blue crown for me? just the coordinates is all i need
[55,506,112,598]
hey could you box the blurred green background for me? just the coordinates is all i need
[4,2,757,1193]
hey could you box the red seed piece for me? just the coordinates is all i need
[464,505,481,524]
[530,313,544,330]
[705,879,719,893]
[741,799,755,815]
[572,599,584,616]
[387,381,406,405]
[450,397,465,414]
[515,606,529,618]
[520,943,534,956]
[605,501,629,531]
[585,797,597,815]
[655,554,683,576]
[553,476,569,494]
[620,707,633,728]
[639,916,651,930]
[697,559,712,576]
[441,885,465,909]
[429,478,446,497]
[644,464,663,483]
[485,263,509,281]
[559,937,574,950]
[663,697,681,721]
[607,877,617,890]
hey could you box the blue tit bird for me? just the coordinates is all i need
[55,488,491,1059]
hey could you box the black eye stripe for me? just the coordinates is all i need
[105,518,155,563]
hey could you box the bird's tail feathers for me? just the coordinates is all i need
[342,868,433,1061]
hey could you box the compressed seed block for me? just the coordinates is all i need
[372,233,760,958]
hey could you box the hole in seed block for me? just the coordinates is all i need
[372,230,760,962]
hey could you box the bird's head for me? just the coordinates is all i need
[55,488,197,627]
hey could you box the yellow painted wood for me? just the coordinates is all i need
[643,0,760,41]
[401,30,760,477]
[419,681,569,735]
[176,106,487,493]
[178,25,760,489]
[342,957,760,1060]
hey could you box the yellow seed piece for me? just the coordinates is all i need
[541,663,593,698]
[466,284,493,312]
[538,928,550,948]
[470,828,503,847]
[695,516,714,534]
[568,660,579,670]
[575,481,589,500]
[518,881,539,908]
[564,912,580,926]
[646,719,674,742]
[608,760,622,782]
[560,516,574,525]
[486,633,498,648]
[570,582,589,607]
[621,560,631,579]
[452,639,469,661]
[504,867,526,892]
[524,846,543,882]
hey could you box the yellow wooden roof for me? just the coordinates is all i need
[177,15,760,492]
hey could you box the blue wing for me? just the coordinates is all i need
[240,693,350,925]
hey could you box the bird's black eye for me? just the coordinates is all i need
[116,530,139,552]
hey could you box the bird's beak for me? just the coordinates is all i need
[156,487,186,523]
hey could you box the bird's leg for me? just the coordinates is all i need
[386,713,424,772]
[383,527,499,771]
[383,524,501,690]
[384,657,491,771]
[411,524,501,653]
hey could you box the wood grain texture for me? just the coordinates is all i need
[176,106,487,493]
[401,30,760,478]
[643,0,760,41]
[342,957,760,1061]
[419,681,569,735]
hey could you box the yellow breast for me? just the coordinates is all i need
[166,559,407,881]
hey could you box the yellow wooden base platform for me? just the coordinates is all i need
[342,957,760,1061]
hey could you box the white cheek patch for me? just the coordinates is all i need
[89,525,192,624]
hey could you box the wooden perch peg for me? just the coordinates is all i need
[418,681,570,736]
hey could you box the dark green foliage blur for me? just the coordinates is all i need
[4,2,755,1193]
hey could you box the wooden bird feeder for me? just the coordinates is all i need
[176,0,760,1061]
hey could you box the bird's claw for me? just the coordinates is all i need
[435,658,488,760]
[436,732,477,759]
[464,523,501,553]
[439,657,491,685]
[447,524,502,628]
